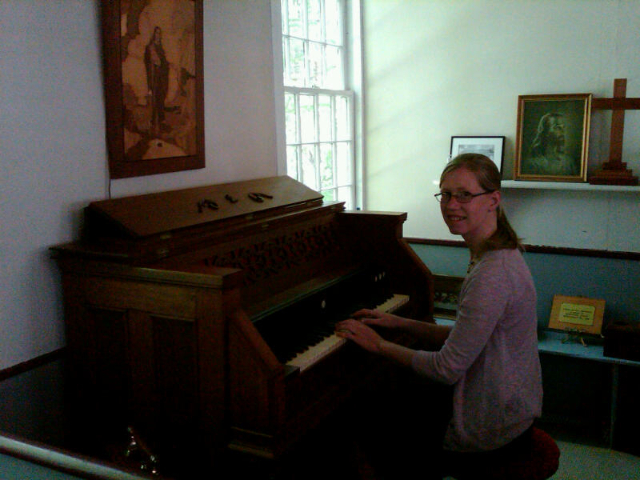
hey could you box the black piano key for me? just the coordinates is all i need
[254,268,405,365]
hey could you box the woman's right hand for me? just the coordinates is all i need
[351,309,403,330]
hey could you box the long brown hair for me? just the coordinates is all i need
[440,153,523,253]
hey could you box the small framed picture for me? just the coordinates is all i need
[548,295,605,336]
[515,94,592,182]
[450,136,505,172]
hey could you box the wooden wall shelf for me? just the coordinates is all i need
[501,180,640,193]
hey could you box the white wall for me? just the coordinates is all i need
[362,0,640,252]
[3,0,640,370]
[0,0,278,369]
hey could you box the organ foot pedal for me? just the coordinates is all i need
[124,426,161,476]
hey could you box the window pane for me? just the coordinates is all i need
[288,38,306,87]
[287,145,299,179]
[318,95,332,142]
[322,188,336,203]
[307,0,323,42]
[336,141,351,186]
[325,0,341,45]
[320,143,334,189]
[301,144,318,190]
[281,0,289,35]
[287,0,305,38]
[282,39,291,84]
[299,94,316,143]
[337,186,353,209]
[335,95,350,140]
[325,45,343,89]
[284,92,298,144]
[308,42,324,88]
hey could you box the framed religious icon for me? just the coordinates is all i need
[450,136,505,173]
[101,0,205,179]
[548,295,605,336]
[514,94,592,182]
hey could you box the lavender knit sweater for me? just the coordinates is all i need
[412,248,542,452]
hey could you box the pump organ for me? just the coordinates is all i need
[52,176,434,466]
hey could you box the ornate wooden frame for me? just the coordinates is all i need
[101,0,204,179]
[515,94,591,182]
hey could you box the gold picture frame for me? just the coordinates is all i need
[548,295,605,336]
[101,0,205,179]
[515,94,592,182]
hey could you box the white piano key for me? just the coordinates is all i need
[288,293,410,372]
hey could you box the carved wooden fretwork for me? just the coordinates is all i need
[202,223,341,286]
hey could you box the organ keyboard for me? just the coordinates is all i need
[51,176,434,469]
[288,293,410,372]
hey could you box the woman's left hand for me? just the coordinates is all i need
[335,318,384,354]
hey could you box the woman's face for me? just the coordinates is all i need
[439,167,500,246]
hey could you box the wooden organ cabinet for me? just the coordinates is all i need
[51,176,434,474]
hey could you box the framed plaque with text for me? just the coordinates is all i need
[548,295,605,336]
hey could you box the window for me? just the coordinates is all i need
[275,0,360,210]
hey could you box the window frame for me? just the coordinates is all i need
[271,0,363,210]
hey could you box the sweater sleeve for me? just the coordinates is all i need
[412,252,511,384]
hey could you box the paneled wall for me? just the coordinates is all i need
[411,242,640,327]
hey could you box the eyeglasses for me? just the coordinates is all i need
[434,191,494,204]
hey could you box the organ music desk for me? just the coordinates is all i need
[51,176,434,475]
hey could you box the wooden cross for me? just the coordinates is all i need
[589,78,639,185]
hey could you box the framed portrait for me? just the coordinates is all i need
[101,0,205,179]
[548,295,605,336]
[450,136,505,172]
[515,94,592,182]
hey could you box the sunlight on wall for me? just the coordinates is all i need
[362,0,640,251]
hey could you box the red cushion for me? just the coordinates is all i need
[450,428,560,480]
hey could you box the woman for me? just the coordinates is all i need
[336,153,543,478]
